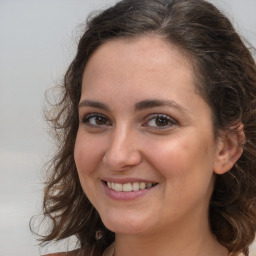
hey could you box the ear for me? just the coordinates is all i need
[214,123,245,175]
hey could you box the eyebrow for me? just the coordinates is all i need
[134,99,189,113]
[78,99,188,114]
[78,100,110,111]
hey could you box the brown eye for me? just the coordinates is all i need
[82,113,111,127]
[144,114,177,129]
[155,117,170,126]
[94,116,108,125]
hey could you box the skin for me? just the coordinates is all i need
[74,35,240,256]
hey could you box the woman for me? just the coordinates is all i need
[38,0,256,255]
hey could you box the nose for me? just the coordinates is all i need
[103,125,142,171]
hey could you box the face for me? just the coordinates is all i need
[74,36,221,236]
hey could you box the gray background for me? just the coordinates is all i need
[0,1,256,255]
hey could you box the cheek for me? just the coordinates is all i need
[147,135,216,213]
[74,132,106,202]
[146,132,216,180]
[74,131,105,176]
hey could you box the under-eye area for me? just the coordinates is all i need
[102,180,158,192]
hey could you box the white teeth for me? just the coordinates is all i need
[114,183,123,192]
[139,182,146,189]
[123,183,133,192]
[106,181,156,192]
[132,182,140,191]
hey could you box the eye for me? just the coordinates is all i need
[81,113,111,127]
[143,114,177,128]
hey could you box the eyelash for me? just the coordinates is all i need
[143,114,177,129]
[80,113,177,129]
[81,113,111,127]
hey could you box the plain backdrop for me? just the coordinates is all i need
[0,1,256,255]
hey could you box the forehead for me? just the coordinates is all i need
[88,35,190,65]
[82,35,196,95]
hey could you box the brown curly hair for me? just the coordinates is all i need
[34,0,256,255]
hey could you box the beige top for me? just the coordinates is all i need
[101,243,245,256]
[43,243,245,256]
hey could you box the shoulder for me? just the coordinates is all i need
[42,250,80,256]
[42,254,66,256]
[42,253,72,256]
[42,247,98,256]
[42,254,67,256]
[42,244,108,256]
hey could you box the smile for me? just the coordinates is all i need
[106,181,157,192]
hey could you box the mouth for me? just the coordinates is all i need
[103,181,158,192]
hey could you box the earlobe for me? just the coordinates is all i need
[213,123,245,175]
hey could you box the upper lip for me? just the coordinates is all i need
[101,177,158,184]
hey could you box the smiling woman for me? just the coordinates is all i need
[34,0,256,256]
[75,35,224,241]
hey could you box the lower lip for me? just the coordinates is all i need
[103,182,155,200]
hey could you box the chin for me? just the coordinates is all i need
[100,212,153,235]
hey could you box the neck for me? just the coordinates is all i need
[113,213,229,256]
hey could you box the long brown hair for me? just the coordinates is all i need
[33,0,256,255]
